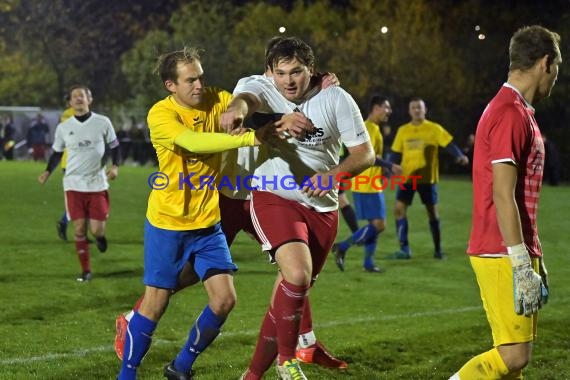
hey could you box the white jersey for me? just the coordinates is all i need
[52,112,118,192]
[232,75,370,212]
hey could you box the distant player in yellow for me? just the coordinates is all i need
[332,95,402,272]
[390,97,468,259]
[117,47,285,380]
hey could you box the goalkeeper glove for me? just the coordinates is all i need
[508,243,547,316]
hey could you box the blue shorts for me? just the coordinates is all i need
[143,219,237,289]
[396,183,438,205]
[353,192,386,220]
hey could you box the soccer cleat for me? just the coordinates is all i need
[76,271,92,282]
[434,251,447,260]
[296,341,348,369]
[56,220,68,241]
[115,314,128,360]
[95,236,107,253]
[363,266,385,273]
[386,250,412,260]
[163,361,193,380]
[331,243,346,272]
[276,359,307,380]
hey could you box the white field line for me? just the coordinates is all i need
[0,306,479,365]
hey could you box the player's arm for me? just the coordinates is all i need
[493,162,546,316]
[106,139,121,180]
[374,156,402,175]
[220,93,262,132]
[302,141,374,197]
[38,150,64,184]
[444,141,469,165]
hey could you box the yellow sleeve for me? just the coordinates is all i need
[437,124,454,147]
[174,129,256,153]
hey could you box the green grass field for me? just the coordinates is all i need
[1,161,569,380]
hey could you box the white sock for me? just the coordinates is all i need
[298,330,317,348]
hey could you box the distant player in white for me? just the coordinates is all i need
[39,84,120,282]
[222,37,374,380]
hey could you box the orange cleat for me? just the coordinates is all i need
[295,341,348,369]
[114,314,128,360]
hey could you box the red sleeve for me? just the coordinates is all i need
[487,107,530,166]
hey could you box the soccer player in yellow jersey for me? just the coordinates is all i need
[332,95,401,272]
[116,47,295,380]
[390,97,468,259]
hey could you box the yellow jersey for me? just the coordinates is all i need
[146,88,232,230]
[351,120,384,193]
[391,119,453,184]
[59,107,75,169]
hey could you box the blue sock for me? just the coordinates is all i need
[348,223,377,246]
[363,238,377,269]
[396,218,409,253]
[60,211,68,224]
[429,219,441,254]
[173,305,226,374]
[118,312,157,380]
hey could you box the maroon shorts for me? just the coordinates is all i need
[219,193,260,245]
[250,190,338,278]
[65,190,109,221]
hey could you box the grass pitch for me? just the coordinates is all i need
[0,161,569,379]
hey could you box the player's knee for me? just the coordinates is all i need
[499,344,531,372]
[210,293,236,317]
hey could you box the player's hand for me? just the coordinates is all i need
[390,163,403,176]
[274,112,314,139]
[107,165,118,180]
[508,244,546,316]
[220,109,245,132]
[301,172,334,198]
[38,171,50,185]
[228,127,249,136]
[539,256,549,304]
[457,155,469,166]
[253,122,285,146]
[321,72,340,89]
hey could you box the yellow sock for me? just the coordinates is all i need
[457,347,509,379]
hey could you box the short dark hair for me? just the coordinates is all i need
[154,47,202,83]
[266,37,315,71]
[265,36,285,70]
[509,25,561,71]
[369,95,389,113]
[68,84,92,100]
[409,96,424,105]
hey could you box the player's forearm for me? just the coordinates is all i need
[493,163,525,247]
[229,93,261,119]
[174,129,257,153]
[110,145,122,166]
[45,151,64,174]
[331,143,375,178]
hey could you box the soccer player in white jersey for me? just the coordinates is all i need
[38,85,121,281]
[222,37,374,380]
[449,25,560,379]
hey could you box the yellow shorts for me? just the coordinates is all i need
[470,256,538,346]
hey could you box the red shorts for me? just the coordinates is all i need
[65,190,110,221]
[219,193,260,245]
[250,190,338,278]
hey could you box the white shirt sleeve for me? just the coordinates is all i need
[52,124,65,152]
[334,88,369,147]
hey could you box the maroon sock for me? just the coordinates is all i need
[75,236,90,272]
[247,308,277,378]
[298,297,313,335]
[273,279,309,364]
